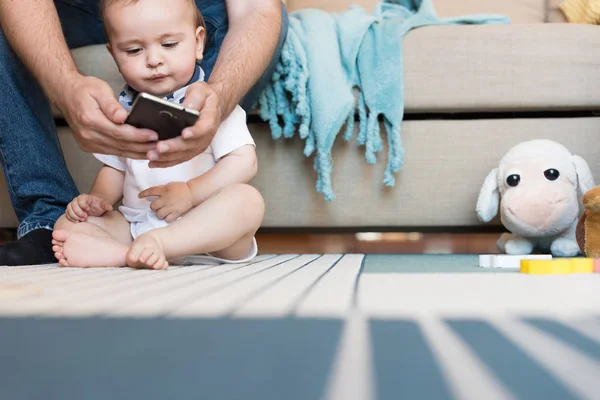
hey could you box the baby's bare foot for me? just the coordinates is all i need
[52,230,128,268]
[52,237,65,263]
[126,232,168,270]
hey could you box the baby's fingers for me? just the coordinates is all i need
[66,202,86,222]
[65,205,78,222]
[90,198,113,216]
[139,185,165,199]
[155,206,172,220]
[72,200,88,219]
[150,197,166,212]
[164,212,180,223]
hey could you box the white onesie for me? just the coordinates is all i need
[94,65,257,263]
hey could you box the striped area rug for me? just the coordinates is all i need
[1,254,599,400]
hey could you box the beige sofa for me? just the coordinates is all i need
[1,0,599,231]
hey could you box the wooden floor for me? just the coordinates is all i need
[0,229,501,255]
[255,232,501,255]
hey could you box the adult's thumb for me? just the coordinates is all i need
[182,85,207,111]
[97,92,127,124]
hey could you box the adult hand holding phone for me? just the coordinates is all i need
[147,81,223,169]
[56,75,159,159]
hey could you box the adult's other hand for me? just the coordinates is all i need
[57,75,158,159]
[147,81,223,169]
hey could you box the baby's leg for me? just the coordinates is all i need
[52,211,132,268]
[128,183,264,268]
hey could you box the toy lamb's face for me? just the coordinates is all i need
[498,155,579,236]
[476,139,595,239]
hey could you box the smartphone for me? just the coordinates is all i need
[125,92,200,141]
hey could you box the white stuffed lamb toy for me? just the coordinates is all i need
[476,139,595,256]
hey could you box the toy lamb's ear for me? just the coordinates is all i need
[476,168,500,223]
[572,155,595,195]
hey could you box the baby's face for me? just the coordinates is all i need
[105,0,204,97]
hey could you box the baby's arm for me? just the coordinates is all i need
[187,144,257,206]
[90,166,126,205]
[65,166,125,222]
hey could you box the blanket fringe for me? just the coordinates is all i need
[256,2,508,201]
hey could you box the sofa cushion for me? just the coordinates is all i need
[57,21,600,119]
[5,117,589,230]
[286,0,547,23]
[402,23,600,112]
[246,117,600,228]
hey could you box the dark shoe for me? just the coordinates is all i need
[0,229,56,266]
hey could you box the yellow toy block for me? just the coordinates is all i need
[521,259,570,274]
[570,258,594,273]
[520,258,594,274]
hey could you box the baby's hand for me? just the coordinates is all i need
[138,182,194,223]
[66,194,113,223]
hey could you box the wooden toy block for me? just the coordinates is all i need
[520,258,594,274]
[594,259,600,273]
[479,254,552,269]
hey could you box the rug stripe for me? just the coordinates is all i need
[49,265,229,317]
[295,254,364,318]
[170,255,320,317]
[108,254,298,317]
[0,268,152,316]
[0,260,257,317]
[16,267,207,317]
[0,265,91,282]
[1,267,130,289]
[0,264,58,275]
[233,254,343,318]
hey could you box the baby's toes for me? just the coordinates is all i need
[52,230,71,243]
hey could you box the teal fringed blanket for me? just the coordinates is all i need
[257,0,509,201]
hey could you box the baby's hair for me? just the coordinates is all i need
[100,0,206,34]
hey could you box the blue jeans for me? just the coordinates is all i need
[0,0,288,238]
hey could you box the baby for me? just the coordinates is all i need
[52,0,264,269]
